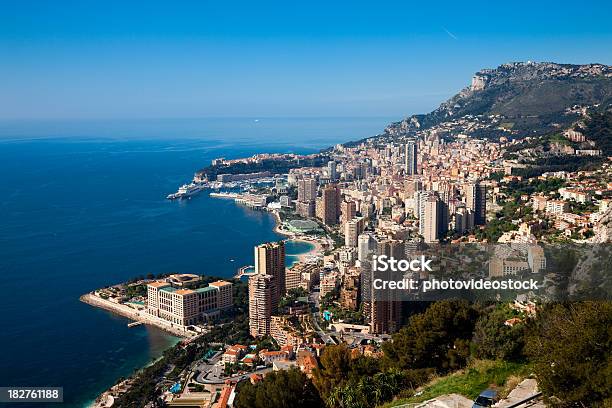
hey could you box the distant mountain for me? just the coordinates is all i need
[385,62,612,139]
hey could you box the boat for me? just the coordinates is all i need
[166,182,206,200]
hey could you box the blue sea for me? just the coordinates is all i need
[0,117,393,407]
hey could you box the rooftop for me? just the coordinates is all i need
[148,281,170,288]
[209,280,232,287]
[195,286,217,293]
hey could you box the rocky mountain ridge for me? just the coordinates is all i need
[384,61,612,140]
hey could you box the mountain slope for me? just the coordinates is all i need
[385,62,612,139]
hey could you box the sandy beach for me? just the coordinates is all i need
[271,210,325,262]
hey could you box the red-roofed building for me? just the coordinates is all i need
[214,380,235,408]
[297,350,318,378]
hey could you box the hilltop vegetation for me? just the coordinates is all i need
[385,62,612,139]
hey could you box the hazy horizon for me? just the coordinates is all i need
[2,1,612,120]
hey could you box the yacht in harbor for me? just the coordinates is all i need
[166,182,206,200]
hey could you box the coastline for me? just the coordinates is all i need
[271,210,324,262]
[80,293,191,339]
[84,202,323,406]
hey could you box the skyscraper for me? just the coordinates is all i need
[340,200,357,224]
[297,177,317,203]
[370,236,402,334]
[317,184,341,226]
[328,160,337,181]
[465,182,487,225]
[357,233,376,263]
[248,274,275,337]
[370,297,402,334]
[423,195,442,243]
[344,217,365,247]
[254,241,286,305]
[417,191,435,236]
[405,140,418,175]
[454,207,475,233]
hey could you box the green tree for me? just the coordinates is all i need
[526,301,612,406]
[383,300,479,373]
[473,304,526,361]
[235,368,323,408]
[312,344,352,400]
[327,369,405,408]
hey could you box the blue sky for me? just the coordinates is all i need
[1,0,611,119]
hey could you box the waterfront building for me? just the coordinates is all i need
[296,200,315,218]
[165,273,201,288]
[146,280,233,327]
[209,280,233,310]
[255,241,286,303]
[280,195,292,207]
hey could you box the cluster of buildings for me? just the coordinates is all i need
[244,133,502,338]
[248,242,319,346]
[238,106,610,340]
[500,165,612,240]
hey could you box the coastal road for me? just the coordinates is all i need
[195,361,271,384]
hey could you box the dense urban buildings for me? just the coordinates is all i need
[241,90,612,342]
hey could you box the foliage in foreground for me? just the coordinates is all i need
[234,368,324,408]
[526,301,612,407]
[382,300,480,373]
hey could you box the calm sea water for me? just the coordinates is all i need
[0,117,393,407]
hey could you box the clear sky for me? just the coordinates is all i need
[1,0,611,119]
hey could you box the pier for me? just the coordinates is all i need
[234,265,256,279]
